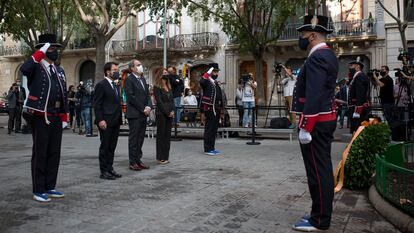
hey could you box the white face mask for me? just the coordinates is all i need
[137,65,144,74]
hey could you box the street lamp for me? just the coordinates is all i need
[163,0,167,68]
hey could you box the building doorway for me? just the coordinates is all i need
[239,61,268,102]
[79,60,96,85]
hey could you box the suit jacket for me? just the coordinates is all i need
[154,86,174,116]
[6,89,17,109]
[124,73,153,119]
[93,78,122,127]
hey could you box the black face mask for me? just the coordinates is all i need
[380,71,387,76]
[298,36,310,51]
[211,74,218,80]
[349,68,356,76]
[162,75,169,80]
[112,71,120,80]
[46,50,59,61]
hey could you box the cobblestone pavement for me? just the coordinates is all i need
[0,126,400,233]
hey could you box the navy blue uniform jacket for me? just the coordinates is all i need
[291,45,339,132]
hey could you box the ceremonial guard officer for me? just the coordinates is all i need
[21,34,68,202]
[200,63,223,156]
[348,57,370,133]
[291,15,338,231]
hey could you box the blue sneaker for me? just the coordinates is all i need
[33,193,51,202]
[213,150,221,155]
[205,150,218,156]
[47,190,65,198]
[301,214,311,222]
[292,221,321,232]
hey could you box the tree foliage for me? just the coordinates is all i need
[376,0,413,52]
[73,0,149,80]
[148,0,307,103]
[0,0,83,53]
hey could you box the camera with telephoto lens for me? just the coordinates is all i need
[241,74,253,86]
[398,51,412,62]
[394,66,409,78]
[274,62,283,74]
[367,68,380,77]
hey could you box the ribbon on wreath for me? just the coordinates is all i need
[333,118,380,192]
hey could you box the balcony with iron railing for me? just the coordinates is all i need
[278,19,378,41]
[112,32,220,56]
[0,37,96,57]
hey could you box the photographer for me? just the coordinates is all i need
[281,65,297,129]
[372,66,394,123]
[241,73,257,128]
[76,81,94,136]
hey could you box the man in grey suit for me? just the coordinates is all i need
[124,59,152,171]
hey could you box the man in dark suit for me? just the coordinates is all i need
[93,62,123,180]
[20,34,68,202]
[124,59,152,171]
[291,15,338,231]
[6,83,18,134]
[14,78,26,133]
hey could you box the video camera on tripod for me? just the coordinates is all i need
[391,50,413,141]
[274,62,284,74]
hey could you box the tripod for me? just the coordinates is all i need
[264,71,282,127]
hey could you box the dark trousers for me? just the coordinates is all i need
[156,114,172,161]
[382,103,394,124]
[98,124,120,173]
[300,121,336,230]
[15,104,23,131]
[237,105,244,126]
[69,107,75,127]
[128,117,146,164]
[31,116,62,193]
[204,110,220,152]
[8,108,16,131]
[75,107,82,128]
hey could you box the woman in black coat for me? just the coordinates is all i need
[154,69,175,164]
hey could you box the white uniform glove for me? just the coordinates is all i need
[299,128,312,144]
[40,42,51,54]
[207,67,214,75]
[352,112,360,118]
[62,121,68,129]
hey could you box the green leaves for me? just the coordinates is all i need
[0,0,83,53]
[344,123,391,190]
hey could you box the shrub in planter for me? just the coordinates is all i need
[344,121,390,189]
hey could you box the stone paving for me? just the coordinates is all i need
[0,117,400,233]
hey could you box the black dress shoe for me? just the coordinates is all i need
[100,172,116,180]
[137,161,150,169]
[110,170,122,178]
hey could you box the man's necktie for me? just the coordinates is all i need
[49,65,57,79]
[138,77,145,89]
[112,81,119,100]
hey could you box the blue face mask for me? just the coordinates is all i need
[298,36,310,51]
